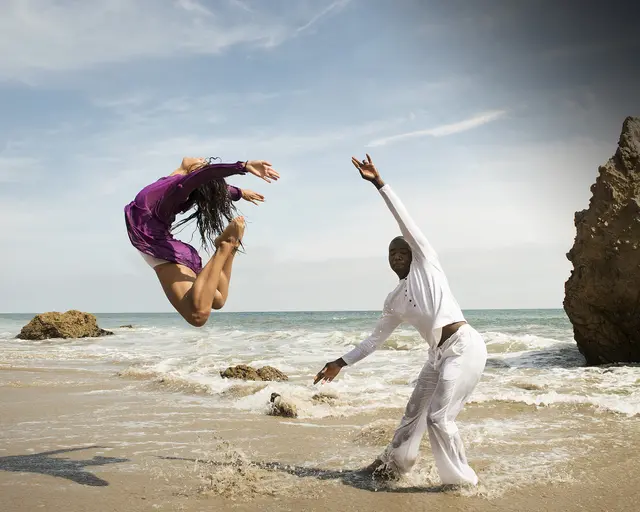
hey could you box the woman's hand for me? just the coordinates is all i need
[313,359,346,385]
[351,154,384,188]
[245,160,280,183]
[241,189,265,205]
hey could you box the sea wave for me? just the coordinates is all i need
[2,316,639,419]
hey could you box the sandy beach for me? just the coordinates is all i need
[1,363,639,512]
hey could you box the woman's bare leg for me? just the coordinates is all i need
[212,248,237,310]
[154,217,244,326]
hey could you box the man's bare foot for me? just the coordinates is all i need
[214,217,245,248]
[363,459,384,474]
[362,459,399,481]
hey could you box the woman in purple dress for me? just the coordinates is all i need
[124,156,279,327]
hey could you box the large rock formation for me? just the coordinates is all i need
[564,116,640,365]
[17,310,114,340]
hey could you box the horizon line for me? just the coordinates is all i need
[1,307,566,315]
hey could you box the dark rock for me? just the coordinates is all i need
[256,366,289,382]
[267,393,298,418]
[17,310,114,341]
[564,116,640,365]
[220,364,289,381]
[220,364,261,381]
[119,324,134,329]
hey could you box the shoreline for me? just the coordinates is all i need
[1,365,639,511]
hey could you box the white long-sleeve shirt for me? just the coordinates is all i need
[341,184,465,366]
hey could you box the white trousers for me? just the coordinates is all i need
[377,324,487,485]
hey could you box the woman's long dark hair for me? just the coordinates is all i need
[172,157,239,252]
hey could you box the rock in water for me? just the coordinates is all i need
[564,116,640,365]
[220,364,261,381]
[256,366,289,382]
[268,392,298,418]
[17,310,114,340]
[220,365,289,381]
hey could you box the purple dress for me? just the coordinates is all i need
[124,161,247,274]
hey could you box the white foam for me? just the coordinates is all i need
[2,315,639,420]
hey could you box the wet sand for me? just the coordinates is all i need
[1,365,639,512]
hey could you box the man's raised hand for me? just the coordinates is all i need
[351,154,384,188]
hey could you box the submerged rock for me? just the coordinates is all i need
[17,310,114,340]
[352,419,397,447]
[564,116,640,365]
[220,364,288,381]
[268,392,298,418]
[311,391,338,404]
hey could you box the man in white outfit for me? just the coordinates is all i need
[314,154,487,486]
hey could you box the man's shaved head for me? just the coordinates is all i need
[388,236,412,279]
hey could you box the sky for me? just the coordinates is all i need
[1,0,639,313]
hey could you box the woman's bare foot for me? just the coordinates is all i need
[215,217,245,248]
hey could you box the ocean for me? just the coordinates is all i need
[1,309,638,417]
[2,309,639,497]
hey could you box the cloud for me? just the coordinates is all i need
[79,94,413,168]
[0,0,346,82]
[175,0,213,17]
[229,0,256,15]
[91,88,309,125]
[295,0,351,34]
[0,156,42,184]
[367,110,507,147]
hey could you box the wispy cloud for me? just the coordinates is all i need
[89,88,311,135]
[366,110,507,147]
[295,0,351,34]
[93,114,411,170]
[175,0,213,17]
[229,0,256,14]
[0,0,347,82]
[0,156,41,184]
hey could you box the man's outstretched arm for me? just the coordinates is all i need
[340,312,402,366]
[313,311,401,384]
[351,154,439,264]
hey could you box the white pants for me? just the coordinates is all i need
[377,324,487,485]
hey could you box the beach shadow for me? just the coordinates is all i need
[157,455,450,494]
[0,446,129,486]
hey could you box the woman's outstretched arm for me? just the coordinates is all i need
[171,161,248,205]
[228,185,265,205]
[170,159,278,206]
[227,184,242,201]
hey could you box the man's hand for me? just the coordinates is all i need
[241,189,265,205]
[313,359,346,385]
[351,154,385,189]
